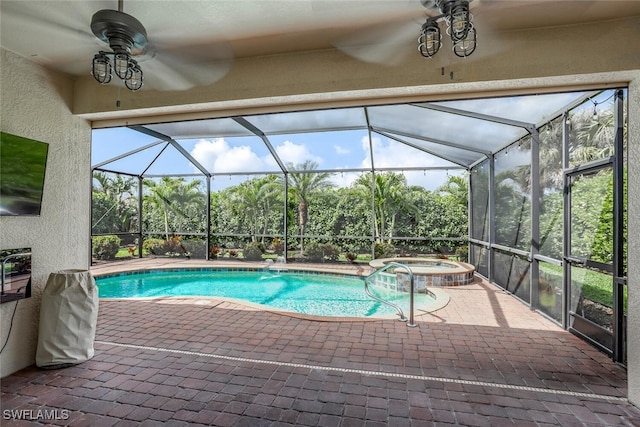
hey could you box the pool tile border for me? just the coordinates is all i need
[93,266,364,281]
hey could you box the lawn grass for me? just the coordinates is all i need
[539,262,627,311]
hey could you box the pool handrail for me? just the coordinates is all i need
[365,261,417,327]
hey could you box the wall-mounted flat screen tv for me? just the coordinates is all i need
[0,132,49,216]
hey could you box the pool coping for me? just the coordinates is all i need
[94,266,451,322]
[369,257,475,275]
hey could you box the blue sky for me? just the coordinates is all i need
[92,90,604,191]
[93,128,464,191]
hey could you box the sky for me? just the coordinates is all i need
[91,89,603,192]
[92,129,464,191]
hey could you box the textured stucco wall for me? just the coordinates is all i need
[0,49,91,377]
[627,74,640,407]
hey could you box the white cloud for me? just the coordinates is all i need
[191,138,265,173]
[359,135,461,190]
[360,134,442,170]
[328,171,360,188]
[273,140,323,166]
[192,138,328,174]
[334,145,350,155]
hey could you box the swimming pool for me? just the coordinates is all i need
[95,269,442,318]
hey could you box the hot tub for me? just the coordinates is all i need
[369,257,476,291]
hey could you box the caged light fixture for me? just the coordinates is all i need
[418,0,477,59]
[90,3,147,91]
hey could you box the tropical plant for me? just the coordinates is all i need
[354,172,419,243]
[570,107,617,165]
[91,235,121,260]
[438,174,468,211]
[374,242,396,259]
[285,161,333,254]
[304,242,339,262]
[143,177,205,240]
[142,238,164,255]
[243,242,263,260]
[92,171,138,235]
[228,175,282,244]
[209,245,220,259]
[271,237,284,255]
[181,240,207,259]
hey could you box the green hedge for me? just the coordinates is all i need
[92,235,121,260]
[243,242,263,261]
[182,240,207,259]
[374,242,396,259]
[305,242,339,262]
[143,238,165,255]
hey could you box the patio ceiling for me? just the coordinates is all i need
[93,89,596,176]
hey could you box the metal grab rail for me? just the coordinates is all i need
[364,261,416,327]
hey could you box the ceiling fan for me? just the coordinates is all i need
[332,0,480,65]
[89,4,147,90]
[88,0,232,92]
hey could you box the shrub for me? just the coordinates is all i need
[374,242,396,259]
[143,237,188,256]
[161,236,186,256]
[455,244,469,262]
[92,235,121,260]
[181,240,207,259]
[271,237,284,255]
[143,238,165,255]
[305,242,339,262]
[243,242,263,261]
[209,245,220,259]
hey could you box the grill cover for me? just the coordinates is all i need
[36,270,99,368]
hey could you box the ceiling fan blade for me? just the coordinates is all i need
[0,0,106,75]
[137,43,233,91]
[332,18,424,65]
[1,1,96,39]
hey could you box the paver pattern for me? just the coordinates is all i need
[1,258,638,426]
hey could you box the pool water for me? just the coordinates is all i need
[96,270,435,318]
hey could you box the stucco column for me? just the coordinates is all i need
[627,72,640,407]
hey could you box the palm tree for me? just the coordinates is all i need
[92,171,138,233]
[355,172,418,243]
[572,108,615,162]
[438,174,468,211]
[285,161,333,254]
[144,177,204,241]
[230,175,282,243]
[256,175,283,243]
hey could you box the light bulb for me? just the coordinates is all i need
[452,25,477,57]
[114,53,132,80]
[418,19,441,58]
[91,53,111,84]
[447,1,471,42]
[125,62,143,91]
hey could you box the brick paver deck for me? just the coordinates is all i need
[2,258,638,426]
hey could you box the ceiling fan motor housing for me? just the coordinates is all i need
[421,0,473,12]
[91,9,148,55]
